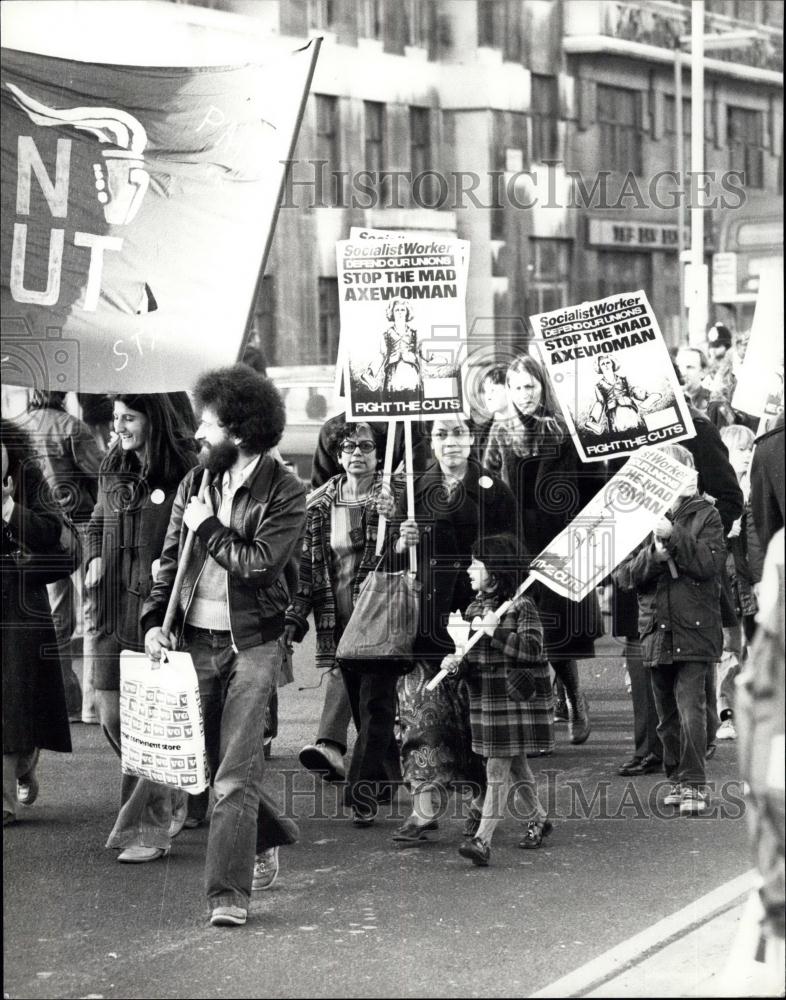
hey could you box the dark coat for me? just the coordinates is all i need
[390,460,516,661]
[614,495,725,667]
[483,415,605,659]
[2,463,72,754]
[141,455,306,650]
[285,472,406,669]
[84,469,188,649]
[750,421,785,558]
[610,404,744,638]
[16,405,103,522]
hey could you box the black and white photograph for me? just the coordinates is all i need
[1,1,783,998]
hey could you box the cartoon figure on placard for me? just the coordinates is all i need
[360,299,430,398]
[583,355,662,435]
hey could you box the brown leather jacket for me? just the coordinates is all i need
[141,454,306,650]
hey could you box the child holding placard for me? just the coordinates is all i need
[442,534,554,867]
[615,444,726,815]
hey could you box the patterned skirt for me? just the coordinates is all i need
[397,660,485,790]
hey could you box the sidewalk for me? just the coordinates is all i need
[533,872,786,999]
[586,896,783,998]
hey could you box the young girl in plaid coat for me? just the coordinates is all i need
[443,534,554,867]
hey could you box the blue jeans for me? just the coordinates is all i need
[650,660,711,787]
[183,627,299,911]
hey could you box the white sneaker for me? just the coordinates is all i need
[252,847,279,892]
[716,719,737,740]
[210,905,247,927]
[664,783,682,806]
[680,787,709,816]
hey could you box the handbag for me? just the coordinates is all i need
[335,555,421,668]
[119,650,208,794]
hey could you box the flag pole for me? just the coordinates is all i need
[237,36,323,362]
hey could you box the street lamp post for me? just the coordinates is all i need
[674,46,685,337]
[677,7,764,347]
[688,0,706,347]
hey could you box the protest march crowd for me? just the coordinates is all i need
[2,323,784,936]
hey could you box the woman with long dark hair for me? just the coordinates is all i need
[85,393,198,862]
[484,355,606,745]
[2,419,72,824]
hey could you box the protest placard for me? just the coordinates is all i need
[732,265,784,420]
[528,446,693,602]
[337,236,469,422]
[530,290,694,463]
[426,446,692,689]
[348,226,469,297]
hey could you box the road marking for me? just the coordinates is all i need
[529,869,757,998]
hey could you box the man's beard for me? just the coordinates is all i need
[199,439,239,475]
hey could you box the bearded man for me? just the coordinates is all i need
[142,364,306,927]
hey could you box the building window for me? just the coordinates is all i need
[307,0,336,31]
[491,110,527,240]
[477,0,496,47]
[405,0,429,47]
[727,106,765,189]
[364,101,385,180]
[762,1,784,28]
[597,250,652,302]
[597,84,643,174]
[315,94,340,206]
[530,74,559,162]
[410,105,431,176]
[477,1,520,59]
[528,238,571,313]
[359,0,384,39]
[318,278,339,364]
[247,276,276,366]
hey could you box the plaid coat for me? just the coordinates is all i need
[462,592,554,757]
[285,472,405,670]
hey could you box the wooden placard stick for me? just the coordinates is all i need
[425,574,537,690]
[404,421,417,575]
[375,419,397,557]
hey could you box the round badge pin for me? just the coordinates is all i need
[150,489,166,505]
[478,475,493,489]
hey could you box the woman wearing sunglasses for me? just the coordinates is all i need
[285,418,406,824]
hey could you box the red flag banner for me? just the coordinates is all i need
[1,38,318,392]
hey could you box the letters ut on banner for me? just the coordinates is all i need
[0,43,318,393]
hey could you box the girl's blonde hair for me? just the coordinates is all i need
[719,424,755,452]
[658,443,695,468]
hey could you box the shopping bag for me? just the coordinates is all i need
[335,568,421,668]
[119,650,208,794]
